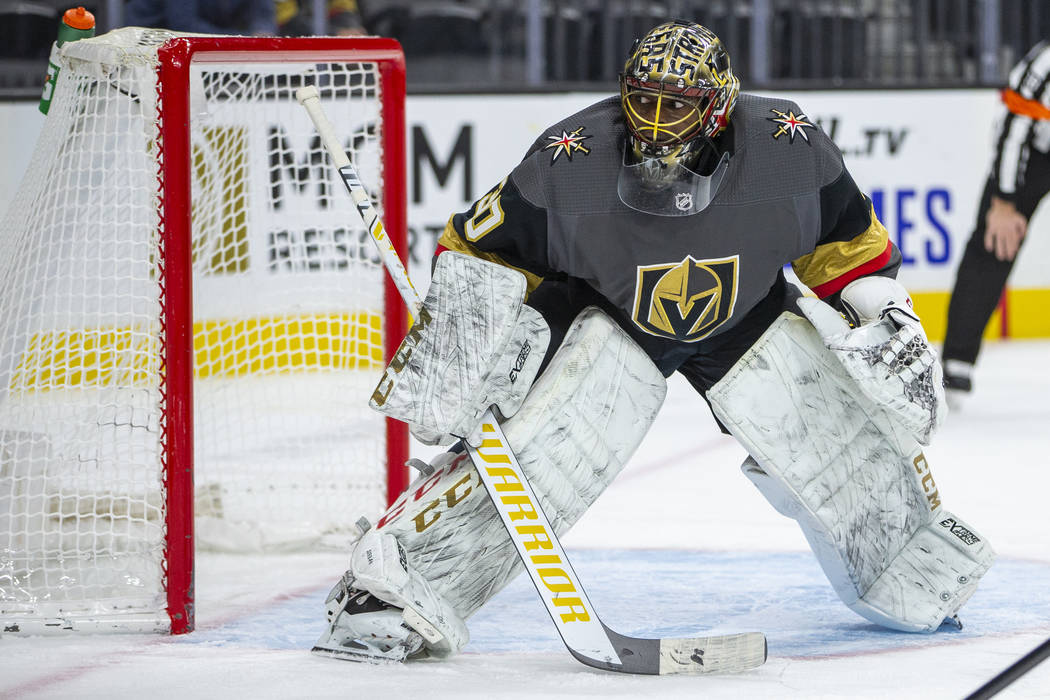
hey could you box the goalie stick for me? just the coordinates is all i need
[296,84,766,675]
[964,636,1050,700]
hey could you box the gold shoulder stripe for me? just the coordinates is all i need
[792,202,889,291]
[437,216,545,298]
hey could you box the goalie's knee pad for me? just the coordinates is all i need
[711,312,994,633]
[367,307,666,628]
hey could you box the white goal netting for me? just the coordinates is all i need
[0,28,400,633]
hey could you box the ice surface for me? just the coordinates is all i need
[2,339,1048,699]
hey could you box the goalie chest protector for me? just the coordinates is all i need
[505,94,846,362]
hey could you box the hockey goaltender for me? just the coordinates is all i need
[312,20,995,665]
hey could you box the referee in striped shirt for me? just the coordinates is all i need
[943,40,1050,403]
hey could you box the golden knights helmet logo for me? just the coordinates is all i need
[632,255,739,342]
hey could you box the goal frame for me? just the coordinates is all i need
[156,36,409,634]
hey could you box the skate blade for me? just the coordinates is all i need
[311,639,408,664]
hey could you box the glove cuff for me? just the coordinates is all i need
[840,276,918,327]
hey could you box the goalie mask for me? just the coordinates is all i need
[618,21,739,215]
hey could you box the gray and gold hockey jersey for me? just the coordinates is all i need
[439,94,899,372]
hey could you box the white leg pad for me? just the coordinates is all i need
[710,311,994,633]
[372,307,666,623]
[848,511,989,632]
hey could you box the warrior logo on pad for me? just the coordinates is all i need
[632,255,739,342]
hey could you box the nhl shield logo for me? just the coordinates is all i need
[632,255,739,342]
[675,192,694,211]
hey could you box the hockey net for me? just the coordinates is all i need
[0,28,408,634]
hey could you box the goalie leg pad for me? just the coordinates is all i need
[848,510,991,632]
[371,307,666,624]
[711,311,994,632]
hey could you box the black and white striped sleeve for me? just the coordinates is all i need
[993,41,1050,201]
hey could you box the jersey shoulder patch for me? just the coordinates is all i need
[767,107,817,145]
[540,126,594,164]
[735,94,820,148]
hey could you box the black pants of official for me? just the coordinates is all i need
[943,163,1050,365]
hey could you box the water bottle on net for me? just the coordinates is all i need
[39,6,96,115]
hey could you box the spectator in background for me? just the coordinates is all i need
[123,0,277,35]
[942,40,1050,405]
[277,0,366,36]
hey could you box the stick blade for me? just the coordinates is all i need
[658,632,767,675]
[576,626,767,675]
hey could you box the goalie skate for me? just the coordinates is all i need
[311,573,424,663]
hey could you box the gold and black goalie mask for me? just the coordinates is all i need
[618,20,740,195]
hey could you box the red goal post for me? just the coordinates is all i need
[158,34,410,634]
[0,29,409,635]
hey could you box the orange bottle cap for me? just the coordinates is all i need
[63,6,96,30]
